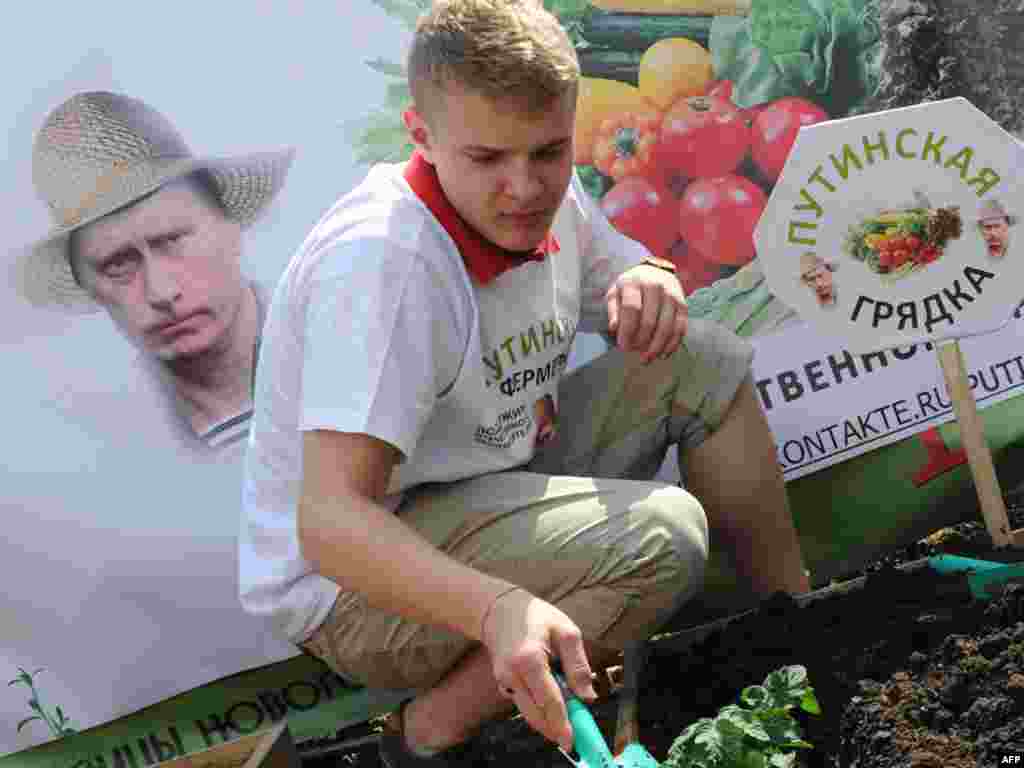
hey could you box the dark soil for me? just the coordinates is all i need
[297,495,1024,767]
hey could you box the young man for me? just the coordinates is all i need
[17,91,294,450]
[240,1,810,764]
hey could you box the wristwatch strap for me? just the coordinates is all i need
[641,256,678,274]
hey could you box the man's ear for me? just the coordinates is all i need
[403,107,436,163]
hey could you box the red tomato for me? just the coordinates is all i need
[751,97,829,181]
[892,249,909,266]
[678,175,767,266]
[706,80,733,101]
[744,102,772,121]
[905,236,922,250]
[666,238,722,293]
[600,176,680,258]
[657,95,751,180]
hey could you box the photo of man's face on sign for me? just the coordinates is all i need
[17,91,294,450]
[799,253,838,308]
[977,198,1015,259]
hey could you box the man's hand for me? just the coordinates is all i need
[481,588,597,751]
[605,264,688,364]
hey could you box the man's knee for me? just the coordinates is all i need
[634,484,709,600]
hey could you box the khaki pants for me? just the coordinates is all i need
[301,319,754,691]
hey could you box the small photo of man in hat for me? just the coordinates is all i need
[533,393,558,448]
[15,91,294,450]
[799,253,838,307]
[977,198,1015,259]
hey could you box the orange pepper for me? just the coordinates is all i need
[592,111,662,181]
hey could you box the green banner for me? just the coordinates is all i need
[0,657,412,768]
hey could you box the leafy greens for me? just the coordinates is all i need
[710,0,882,118]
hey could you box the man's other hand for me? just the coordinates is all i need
[605,264,688,363]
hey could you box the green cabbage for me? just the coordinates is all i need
[710,0,882,118]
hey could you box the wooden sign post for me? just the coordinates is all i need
[755,97,1024,550]
[935,340,1012,547]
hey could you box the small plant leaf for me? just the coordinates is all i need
[763,665,810,709]
[779,739,814,750]
[369,0,425,30]
[343,109,415,165]
[768,753,797,768]
[366,57,406,78]
[718,704,772,744]
[17,717,43,733]
[716,716,755,761]
[736,748,769,768]
[386,81,412,109]
[741,684,772,709]
[758,708,804,747]
[665,717,722,766]
[800,687,822,715]
[576,165,612,202]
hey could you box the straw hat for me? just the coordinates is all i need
[14,91,295,313]
[977,199,1017,226]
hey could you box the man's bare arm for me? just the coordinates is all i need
[297,430,515,642]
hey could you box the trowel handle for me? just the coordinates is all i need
[554,672,617,768]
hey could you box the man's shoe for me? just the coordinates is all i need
[378,701,477,767]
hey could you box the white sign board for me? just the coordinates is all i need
[756,98,1024,354]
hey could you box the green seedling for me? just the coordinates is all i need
[664,665,821,768]
[959,655,994,678]
[8,668,76,739]
[1007,642,1024,663]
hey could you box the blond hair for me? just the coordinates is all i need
[408,0,579,124]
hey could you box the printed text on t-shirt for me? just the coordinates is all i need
[475,404,533,448]
[482,314,577,384]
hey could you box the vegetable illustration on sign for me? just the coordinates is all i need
[843,197,964,281]
[755,97,1024,354]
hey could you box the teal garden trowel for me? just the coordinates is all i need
[553,646,659,768]
[928,553,1024,600]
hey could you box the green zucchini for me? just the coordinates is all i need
[577,49,642,86]
[581,10,712,50]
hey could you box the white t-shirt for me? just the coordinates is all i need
[239,156,649,643]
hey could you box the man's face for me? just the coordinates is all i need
[408,80,576,253]
[72,180,246,362]
[980,217,1010,258]
[802,265,834,304]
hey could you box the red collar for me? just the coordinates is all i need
[403,151,559,285]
